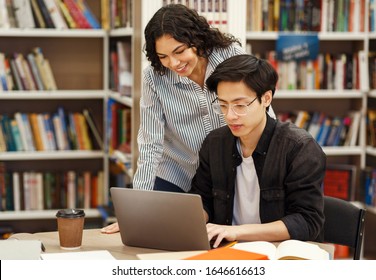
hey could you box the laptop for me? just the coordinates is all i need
[110,187,211,251]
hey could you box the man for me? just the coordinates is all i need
[190,54,326,248]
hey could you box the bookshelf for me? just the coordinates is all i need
[0,1,109,232]
[244,0,372,206]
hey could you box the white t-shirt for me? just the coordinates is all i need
[232,140,261,225]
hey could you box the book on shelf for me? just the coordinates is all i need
[100,0,110,30]
[0,123,6,152]
[116,41,132,97]
[325,116,343,146]
[43,113,57,150]
[3,56,15,91]
[83,171,91,209]
[29,113,44,151]
[56,106,70,150]
[367,109,376,147]
[42,59,57,90]
[43,0,68,29]
[12,0,35,28]
[30,0,46,28]
[75,0,101,29]
[14,112,29,151]
[37,113,50,150]
[4,171,14,210]
[344,111,361,147]
[7,0,17,26]
[10,119,24,151]
[83,109,103,150]
[67,112,79,150]
[63,0,91,28]
[66,170,76,209]
[0,53,8,91]
[13,53,31,90]
[21,55,37,90]
[56,0,77,28]
[0,169,105,211]
[323,164,357,201]
[26,53,45,90]
[9,58,23,90]
[22,113,37,151]
[79,112,93,150]
[316,117,332,146]
[35,0,55,28]
[12,172,21,211]
[0,0,15,28]
[0,115,16,151]
[232,240,330,260]
[71,112,84,150]
[361,167,376,207]
[32,47,57,91]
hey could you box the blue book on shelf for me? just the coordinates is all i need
[10,119,24,151]
[317,118,332,146]
[75,0,101,29]
[57,107,71,150]
[1,115,16,152]
[325,117,342,146]
[43,113,57,150]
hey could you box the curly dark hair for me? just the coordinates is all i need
[144,4,241,75]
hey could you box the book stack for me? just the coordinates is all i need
[0,47,57,92]
[106,99,132,154]
[102,0,132,30]
[0,107,103,152]
[245,0,365,32]
[0,0,101,29]
[161,0,229,33]
[253,50,367,91]
[0,166,105,211]
[277,110,361,147]
[109,41,132,96]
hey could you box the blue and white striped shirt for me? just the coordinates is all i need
[133,44,246,192]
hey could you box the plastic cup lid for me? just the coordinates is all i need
[56,209,85,218]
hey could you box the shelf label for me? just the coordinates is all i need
[276,34,319,61]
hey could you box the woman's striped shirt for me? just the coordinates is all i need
[133,44,246,192]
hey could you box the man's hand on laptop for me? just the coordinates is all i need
[206,223,237,248]
[101,222,120,234]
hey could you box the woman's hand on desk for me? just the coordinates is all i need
[101,222,120,234]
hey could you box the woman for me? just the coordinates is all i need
[102,4,244,233]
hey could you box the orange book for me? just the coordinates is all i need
[29,113,44,151]
[184,247,269,260]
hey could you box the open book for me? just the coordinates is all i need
[233,240,330,260]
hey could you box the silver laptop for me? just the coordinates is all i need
[110,187,211,251]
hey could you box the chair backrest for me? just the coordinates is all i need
[323,196,366,260]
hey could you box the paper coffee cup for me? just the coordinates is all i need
[56,209,85,250]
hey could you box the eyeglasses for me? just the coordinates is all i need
[211,97,258,116]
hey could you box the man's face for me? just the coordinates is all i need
[216,81,268,139]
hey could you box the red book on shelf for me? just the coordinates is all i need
[63,0,91,28]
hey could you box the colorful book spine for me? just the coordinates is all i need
[63,0,91,28]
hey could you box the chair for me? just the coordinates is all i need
[323,196,366,260]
